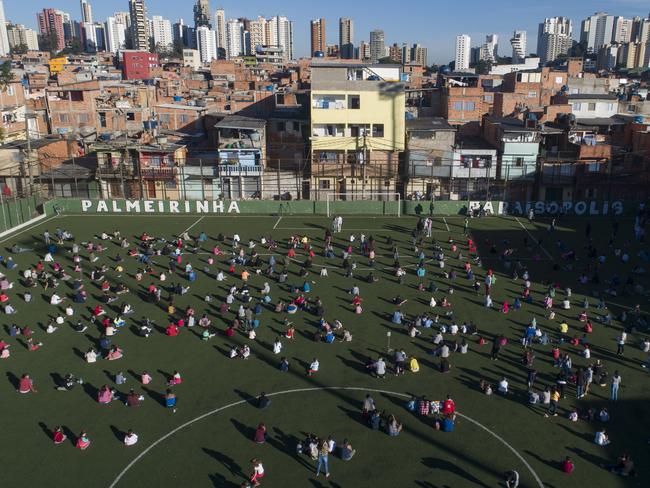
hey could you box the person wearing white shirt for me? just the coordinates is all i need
[498,377,509,394]
[449,323,459,335]
[272,339,283,354]
[594,429,610,446]
[308,358,320,376]
[124,430,139,446]
[50,294,63,305]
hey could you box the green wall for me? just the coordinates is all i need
[42,198,632,218]
[0,195,42,234]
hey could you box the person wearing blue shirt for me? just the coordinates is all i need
[441,415,455,432]
[392,310,402,324]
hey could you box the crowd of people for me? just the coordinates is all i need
[1,206,648,486]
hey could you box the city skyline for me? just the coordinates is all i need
[5,0,650,62]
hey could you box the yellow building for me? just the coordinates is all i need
[310,61,405,200]
[48,57,68,75]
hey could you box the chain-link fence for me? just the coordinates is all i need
[2,153,649,204]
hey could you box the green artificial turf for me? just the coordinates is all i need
[0,212,648,488]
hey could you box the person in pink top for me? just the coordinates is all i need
[17,374,37,393]
[141,371,152,385]
[97,385,114,404]
[106,346,123,360]
[76,430,91,450]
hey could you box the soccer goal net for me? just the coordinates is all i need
[325,193,401,217]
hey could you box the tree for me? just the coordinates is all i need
[0,61,13,91]
[59,38,84,55]
[171,39,184,59]
[38,32,59,55]
[473,59,493,74]
[10,43,29,55]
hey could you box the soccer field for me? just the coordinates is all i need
[1,211,648,487]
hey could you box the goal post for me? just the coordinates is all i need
[325,193,401,218]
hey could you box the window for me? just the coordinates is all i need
[483,95,493,102]
[453,101,463,111]
[555,76,563,84]
[372,124,384,138]
[527,91,537,98]
[69,91,83,102]
[78,113,89,123]
[159,114,171,124]
[6,85,14,96]
[179,114,188,123]
[165,180,177,189]
[572,103,582,111]
[276,94,285,104]
[606,103,615,111]
[319,180,331,190]
[58,113,68,123]
[515,157,524,167]
[463,102,475,111]
[126,112,135,121]
[292,121,300,131]
[627,104,636,113]
[348,95,360,109]
[276,121,286,131]
[99,112,107,128]
[588,103,596,111]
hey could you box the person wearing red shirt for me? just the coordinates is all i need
[225,325,235,337]
[93,305,105,317]
[53,426,66,444]
[166,323,179,336]
[442,395,456,415]
[562,456,574,474]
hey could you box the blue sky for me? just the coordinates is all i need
[6,0,650,62]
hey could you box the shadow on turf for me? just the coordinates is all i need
[422,457,491,488]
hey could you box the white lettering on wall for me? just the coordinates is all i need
[125,201,141,213]
[196,201,209,213]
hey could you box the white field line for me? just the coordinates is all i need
[442,217,450,232]
[273,216,282,229]
[108,386,544,488]
[179,216,205,236]
[514,217,553,260]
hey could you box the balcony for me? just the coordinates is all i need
[96,162,136,177]
[218,164,263,177]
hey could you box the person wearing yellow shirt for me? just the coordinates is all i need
[559,321,569,334]
[545,388,560,417]
[409,357,420,373]
[241,270,250,282]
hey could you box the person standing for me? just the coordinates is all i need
[545,387,560,417]
[315,439,330,478]
[611,371,621,401]
[616,332,626,356]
